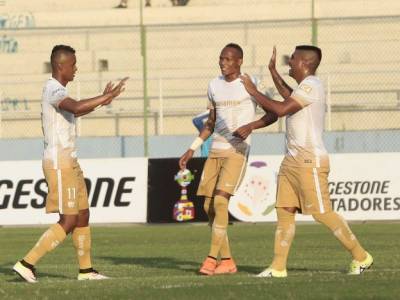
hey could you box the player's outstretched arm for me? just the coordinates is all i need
[268,46,293,99]
[179,108,216,170]
[233,111,278,140]
[59,77,128,117]
[240,74,301,117]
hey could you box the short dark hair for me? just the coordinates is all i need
[50,45,75,65]
[295,45,322,62]
[224,43,243,58]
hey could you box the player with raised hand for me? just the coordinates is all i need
[179,43,277,276]
[240,45,373,278]
[13,45,128,283]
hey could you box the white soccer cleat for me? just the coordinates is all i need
[77,269,109,281]
[13,261,37,283]
[256,267,287,278]
[348,252,373,275]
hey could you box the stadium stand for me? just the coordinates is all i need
[0,0,399,138]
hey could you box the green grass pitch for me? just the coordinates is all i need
[1,222,399,299]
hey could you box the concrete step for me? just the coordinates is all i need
[1,0,398,30]
[1,62,399,104]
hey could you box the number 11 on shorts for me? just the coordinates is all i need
[67,187,76,200]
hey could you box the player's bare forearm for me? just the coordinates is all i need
[233,112,277,140]
[199,107,215,139]
[270,69,293,99]
[74,109,94,118]
[255,112,278,129]
[268,46,292,99]
[246,118,267,132]
[235,112,277,138]
[199,127,213,141]
[61,78,127,116]
[240,74,287,117]
[179,108,215,169]
[59,94,111,116]
[252,90,301,117]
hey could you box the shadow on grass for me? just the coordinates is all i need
[238,266,344,276]
[99,256,264,275]
[0,262,70,282]
[99,256,199,273]
[289,266,343,272]
[237,264,266,274]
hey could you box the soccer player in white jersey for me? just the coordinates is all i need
[13,45,127,283]
[179,43,277,275]
[240,45,373,277]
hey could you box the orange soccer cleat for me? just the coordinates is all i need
[199,257,217,275]
[214,258,237,275]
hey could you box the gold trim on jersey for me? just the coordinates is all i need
[215,100,242,107]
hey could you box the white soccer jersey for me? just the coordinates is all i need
[282,75,329,168]
[41,78,77,169]
[207,75,258,157]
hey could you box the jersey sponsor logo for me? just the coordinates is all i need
[0,177,136,209]
[215,100,242,107]
[299,84,312,93]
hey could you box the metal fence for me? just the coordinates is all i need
[1,12,400,155]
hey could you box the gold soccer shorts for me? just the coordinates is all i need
[197,152,247,197]
[276,164,332,214]
[43,161,89,215]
